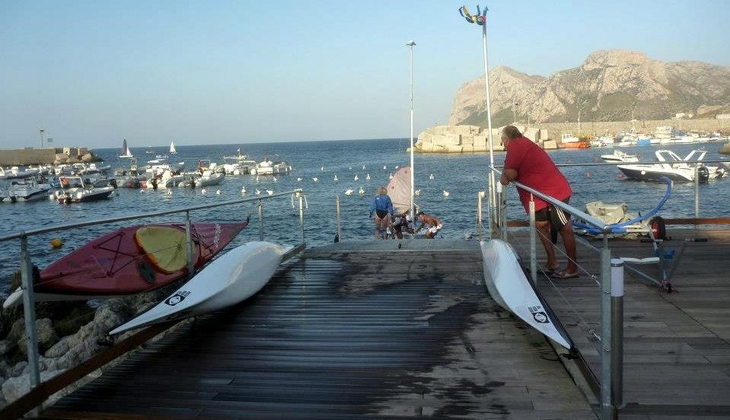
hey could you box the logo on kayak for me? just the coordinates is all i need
[165,290,191,306]
[529,305,549,324]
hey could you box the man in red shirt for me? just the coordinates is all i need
[499,125,578,278]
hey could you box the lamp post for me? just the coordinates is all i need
[578,103,588,133]
[513,103,518,124]
[406,40,416,218]
[39,129,45,148]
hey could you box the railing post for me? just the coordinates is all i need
[298,191,305,244]
[498,184,507,241]
[257,200,264,241]
[335,195,341,242]
[600,238,615,420]
[528,197,537,284]
[694,165,700,218]
[477,191,484,241]
[184,211,194,279]
[611,258,625,410]
[19,235,41,392]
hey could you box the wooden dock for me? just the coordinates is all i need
[7,227,730,419]
[34,240,595,419]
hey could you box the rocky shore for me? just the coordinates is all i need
[0,285,182,410]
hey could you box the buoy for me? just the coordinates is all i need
[586,172,591,178]
[50,238,63,248]
[617,173,624,179]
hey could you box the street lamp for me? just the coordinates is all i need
[578,103,588,133]
[39,129,45,148]
[406,40,416,218]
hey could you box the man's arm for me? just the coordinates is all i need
[500,168,518,185]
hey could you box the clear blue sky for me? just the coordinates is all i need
[2,0,728,149]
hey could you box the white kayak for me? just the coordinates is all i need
[109,241,284,336]
[480,239,573,350]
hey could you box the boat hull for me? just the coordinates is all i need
[617,164,694,182]
[3,221,249,308]
[109,241,283,335]
[480,239,573,350]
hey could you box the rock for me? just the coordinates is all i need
[15,318,58,356]
[2,370,63,403]
[0,340,14,358]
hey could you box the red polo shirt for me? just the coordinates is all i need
[503,136,572,212]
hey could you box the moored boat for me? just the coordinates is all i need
[600,150,639,163]
[51,176,115,203]
[617,149,725,183]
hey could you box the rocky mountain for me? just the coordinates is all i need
[450,50,730,128]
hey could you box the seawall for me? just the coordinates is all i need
[0,147,101,166]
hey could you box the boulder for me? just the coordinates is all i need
[2,369,63,403]
[719,141,730,155]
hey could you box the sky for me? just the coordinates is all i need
[1,1,729,150]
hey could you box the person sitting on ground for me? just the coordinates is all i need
[415,211,443,239]
[391,210,415,239]
[369,187,394,240]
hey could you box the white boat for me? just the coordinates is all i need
[119,139,133,158]
[253,158,291,175]
[600,150,639,163]
[169,141,177,155]
[617,149,725,183]
[52,176,115,203]
[0,166,41,180]
[108,241,284,336]
[2,179,52,202]
[480,239,573,350]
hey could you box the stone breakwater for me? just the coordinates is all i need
[413,124,554,153]
[0,147,102,167]
[0,286,183,409]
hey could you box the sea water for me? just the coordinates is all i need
[1,138,729,296]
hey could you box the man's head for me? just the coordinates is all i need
[501,125,522,143]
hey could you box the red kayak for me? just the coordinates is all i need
[3,220,249,308]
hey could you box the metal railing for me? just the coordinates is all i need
[485,167,621,420]
[0,188,306,406]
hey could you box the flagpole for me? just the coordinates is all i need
[406,40,416,218]
[480,17,497,238]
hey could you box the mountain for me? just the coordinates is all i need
[449,50,730,128]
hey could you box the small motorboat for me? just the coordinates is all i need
[617,149,724,183]
[52,176,115,204]
[600,150,639,163]
[3,179,53,202]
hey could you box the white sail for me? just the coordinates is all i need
[169,141,177,154]
[386,166,413,214]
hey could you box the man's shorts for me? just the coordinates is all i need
[535,197,571,244]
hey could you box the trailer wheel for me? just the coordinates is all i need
[650,216,666,240]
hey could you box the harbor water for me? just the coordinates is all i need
[1,138,729,297]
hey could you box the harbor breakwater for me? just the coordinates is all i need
[0,147,102,167]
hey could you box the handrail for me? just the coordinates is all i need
[0,189,303,242]
[490,167,611,235]
[1,188,306,416]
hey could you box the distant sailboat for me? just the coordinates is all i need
[119,139,133,158]
[169,141,177,155]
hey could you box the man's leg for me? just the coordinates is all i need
[536,220,559,269]
[560,222,579,274]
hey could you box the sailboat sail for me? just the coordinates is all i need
[386,166,414,215]
[119,139,133,158]
[170,141,177,154]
